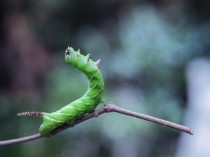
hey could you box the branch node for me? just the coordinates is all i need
[104,102,115,112]
[94,111,99,117]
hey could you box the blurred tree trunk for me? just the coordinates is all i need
[176,59,210,157]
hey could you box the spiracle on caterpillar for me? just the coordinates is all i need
[18,46,104,137]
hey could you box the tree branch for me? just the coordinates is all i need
[0,103,193,146]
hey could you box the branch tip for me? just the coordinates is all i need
[17,112,44,117]
[189,129,194,135]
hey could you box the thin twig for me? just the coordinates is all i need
[0,103,193,146]
[0,134,42,146]
[106,103,193,135]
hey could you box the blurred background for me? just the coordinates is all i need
[0,0,210,157]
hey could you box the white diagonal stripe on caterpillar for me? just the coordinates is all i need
[52,112,76,117]
[63,102,86,111]
[45,115,65,123]
[86,83,99,92]
[82,94,97,99]
[73,105,86,111]
[75,100,94,106]
[89,75,101,82]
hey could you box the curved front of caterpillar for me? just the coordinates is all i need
[39,47,104,137]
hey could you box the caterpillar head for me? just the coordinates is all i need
[65,46,76,61]
[65,46,73,55]
[65,46,84,66]
[65,46,101,76]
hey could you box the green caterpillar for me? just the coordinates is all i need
[19,47,104,137]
